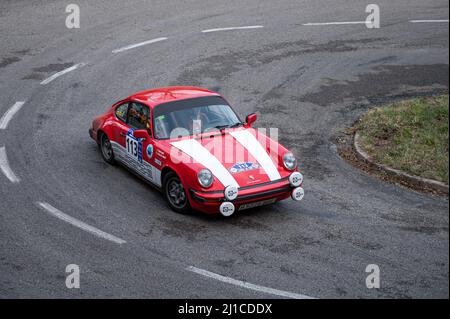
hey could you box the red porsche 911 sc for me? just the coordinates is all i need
[90,86,304,216]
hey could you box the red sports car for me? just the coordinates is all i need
[90,86,304,216]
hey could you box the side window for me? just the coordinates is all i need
[115,103,128,123]
[128,102,150,131]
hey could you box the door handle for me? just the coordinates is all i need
[120,132,126,137]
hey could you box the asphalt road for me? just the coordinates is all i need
[0,0,448,298]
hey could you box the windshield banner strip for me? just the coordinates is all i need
[230,129,281,181]
[171,139,240,188]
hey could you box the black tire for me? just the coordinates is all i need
[163,171,191,214]
[99,132,115,165]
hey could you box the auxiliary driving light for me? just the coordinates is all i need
[291,187,305,201]
[289,172,303,187]
[219,202,235,217]
[224,185,239,201]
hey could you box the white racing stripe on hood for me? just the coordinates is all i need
[171,139,239,188]
[230,129,281,181]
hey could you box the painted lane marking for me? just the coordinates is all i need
[112,37,168,54]
[0,101,25,130]
[230,130,281,181]
[187,266,315,299]
[201,25,264,33]
[171,139,239,188]
[36,202,126,245]
[410,19,449,23]
[0,147,20,183]
[302,21,367,26]
[40,63,85,85]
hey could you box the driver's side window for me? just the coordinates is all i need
[128,102,152,136]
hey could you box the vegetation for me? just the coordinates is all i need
[357,95,449,183]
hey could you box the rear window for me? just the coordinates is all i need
[115,103,128,122]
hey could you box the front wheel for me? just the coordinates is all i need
[163,172,191,214]
[100,133,115,165]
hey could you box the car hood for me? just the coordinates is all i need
[168,127,289,188]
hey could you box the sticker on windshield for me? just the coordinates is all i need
[193,119,202,135]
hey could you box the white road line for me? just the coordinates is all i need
[36,202,126,245]
[187,266,315,299]
[410,19,449,23]
[201,25,264,33]
[112,37,168,54]
[40,63,85,85]
[302,21,367,26]
[0,101,25,130]
[0,146,20,183]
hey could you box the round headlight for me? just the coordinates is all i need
[283,152,297,170]
[198,169,214,188]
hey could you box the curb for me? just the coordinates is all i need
[353,132,449,195]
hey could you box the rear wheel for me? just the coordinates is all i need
[100,133,115,164]
[163,172,191,214]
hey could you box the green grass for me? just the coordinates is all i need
[357,95,449,184]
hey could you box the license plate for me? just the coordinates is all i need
[238,198,277,211]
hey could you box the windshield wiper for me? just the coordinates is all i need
[214,122,243,131]
[229,122,243,128]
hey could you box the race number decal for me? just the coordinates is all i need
[126,129,142,162]
[126,135,139,160]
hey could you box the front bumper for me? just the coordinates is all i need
[189,176,300,214]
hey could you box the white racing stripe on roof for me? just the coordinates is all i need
[171,139,239,188]
[230,129,281,181]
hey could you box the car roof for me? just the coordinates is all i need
[128,86,221,108]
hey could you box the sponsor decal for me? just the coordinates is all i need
[193,119,202,135]
[230,162,260,174]
[146,144,154,158]
[156,149,166,159]
[154,158,162,166]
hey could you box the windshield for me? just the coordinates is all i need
[153,96,242,139]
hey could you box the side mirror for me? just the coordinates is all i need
[133,129,149,140]
[245,113,257,127]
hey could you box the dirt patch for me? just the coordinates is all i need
[336,123,448,197]
[0,57,20,68]
[300,64,449,107]
[22,62,74,81]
